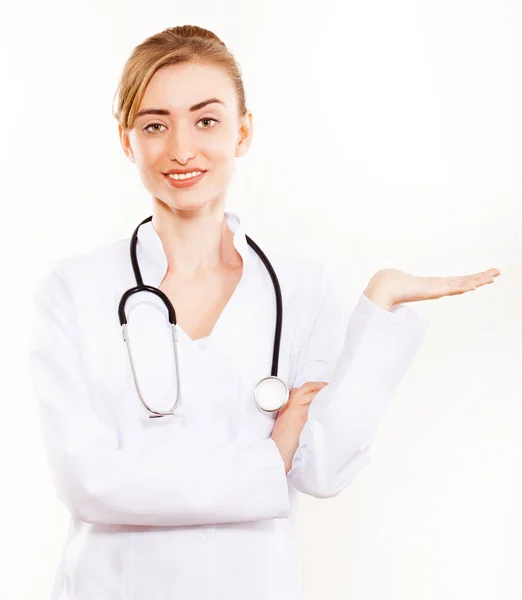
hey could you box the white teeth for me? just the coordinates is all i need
[168,171,202,180]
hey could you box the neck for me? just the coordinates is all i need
[150,197,241,278]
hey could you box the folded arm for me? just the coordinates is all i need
[28,265,290,526]
[287,263,430,498]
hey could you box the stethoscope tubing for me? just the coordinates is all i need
[118,215,285,417]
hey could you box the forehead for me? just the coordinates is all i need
[139,62,236,112]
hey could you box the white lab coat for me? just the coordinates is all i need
[28,211,430,600]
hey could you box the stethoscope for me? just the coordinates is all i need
[118,215,289,419]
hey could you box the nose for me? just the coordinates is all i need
[168,123,196,164]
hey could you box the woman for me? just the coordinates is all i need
[28,25,500,600]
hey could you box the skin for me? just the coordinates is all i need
[119,61,253,278]
[363,267,501,311]
[271,382,329,474]
[118,60,502,474]
[119,61,253,341]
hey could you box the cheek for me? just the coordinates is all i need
[136,139,166,164]
[202,125,238,157]
[205,138,238,177]
[131,146,165,192]
[208,147,236,182]
[201,136,233,159]
[134,145,167,180]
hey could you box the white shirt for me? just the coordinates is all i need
[28,211,430,600]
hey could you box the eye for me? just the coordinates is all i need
[143,118,220,135]
[197,118,219,129]
[143,123,166,134]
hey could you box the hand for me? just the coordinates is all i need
[364,267,501,309]
[271,382,329,475]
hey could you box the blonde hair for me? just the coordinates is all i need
[112,25,248,131]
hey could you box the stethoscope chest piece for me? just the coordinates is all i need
[254,376,289,412]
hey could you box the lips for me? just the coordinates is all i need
[163,168,207,175]
[163,171,206,188]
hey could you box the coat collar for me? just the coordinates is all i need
[135,211,251,287]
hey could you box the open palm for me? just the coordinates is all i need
[369,267,501,305]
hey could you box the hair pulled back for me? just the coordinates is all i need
[113,25,247,131]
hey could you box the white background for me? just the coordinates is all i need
[1,1,521,598]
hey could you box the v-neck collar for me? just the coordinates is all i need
[133,210,251,351]
[136,210,251,289]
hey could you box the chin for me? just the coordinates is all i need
[161,198,213,214]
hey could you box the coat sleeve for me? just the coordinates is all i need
[28,265,291,526]
[287,262,430,499]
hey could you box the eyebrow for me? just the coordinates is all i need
[135,97,226,119]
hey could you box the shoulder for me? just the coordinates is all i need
[34,236,130,299]
[263,246,343,292]
[254,246,321,291]
[256,246,348,320]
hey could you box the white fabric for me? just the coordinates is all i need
[28,211,430,600]
[193,335,210,349]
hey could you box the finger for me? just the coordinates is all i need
[437,270,499,297]
[468,269,500,284]
[288,388,319,403]
[295,381,329,393]
[298,381,328,391]
[289,386,330,407]
[291,396,313,407]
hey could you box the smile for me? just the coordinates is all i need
[163,171,206,188]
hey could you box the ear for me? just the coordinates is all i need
[235,111,253,158]
[119,124,135,163]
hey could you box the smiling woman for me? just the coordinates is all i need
[29,23,434,600]
[114,35,252,223]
